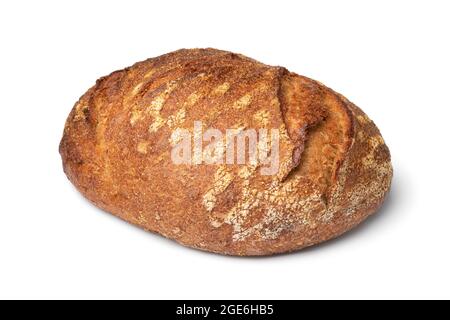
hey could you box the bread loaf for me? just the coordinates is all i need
[59,48,392,256]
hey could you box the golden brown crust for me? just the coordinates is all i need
[59,48,392,256]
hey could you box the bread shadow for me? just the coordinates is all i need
[245,170,404,259]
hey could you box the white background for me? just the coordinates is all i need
[0,0,449,300]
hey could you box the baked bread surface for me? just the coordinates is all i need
[60,48,392,256]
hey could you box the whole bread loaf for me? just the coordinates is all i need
[60,48,392,256]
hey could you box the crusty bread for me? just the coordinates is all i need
[59,48,392,256]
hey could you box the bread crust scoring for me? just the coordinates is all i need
[60,48,392,256]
